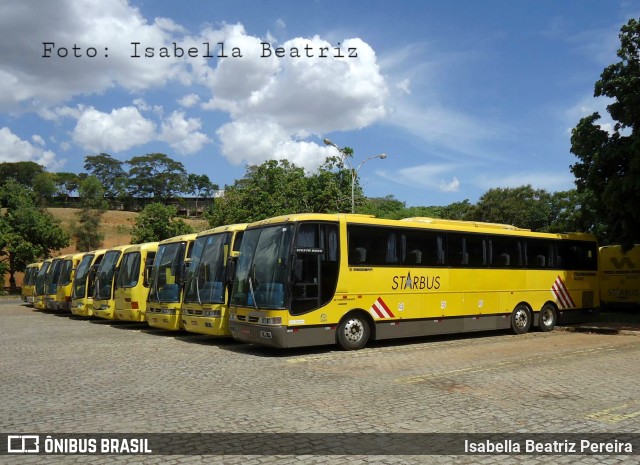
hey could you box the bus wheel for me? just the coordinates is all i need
[510,305,531,335]
[538,304,557,332]
[337,313,370,350]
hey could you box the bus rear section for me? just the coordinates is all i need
[182,224,246,336]
[229,214,599,350]
[55,253,84,313]
[93,245,129,320]
[21,262,41,305]
[599,244,640,309]
[147,233,197,331]
[114,242,158,322]
[33,259,52,311]
[71,249,107,317]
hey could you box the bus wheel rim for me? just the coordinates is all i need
[344,318,364,343]
[541,308,553,326]
[514,308,528,328]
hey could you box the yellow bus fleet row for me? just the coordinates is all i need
[19,214,640,350]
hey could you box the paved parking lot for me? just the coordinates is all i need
[1,299,639,464]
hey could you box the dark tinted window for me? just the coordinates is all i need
[401,229,445,266]
[489,236,522,268]
[348,226,399,266]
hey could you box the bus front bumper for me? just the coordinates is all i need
[182,316,229,336]
[229,321,289,347]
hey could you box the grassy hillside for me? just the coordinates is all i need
[47,208,209,255]
[5,208,208,290]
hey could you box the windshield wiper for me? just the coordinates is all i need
[248,276,259,311]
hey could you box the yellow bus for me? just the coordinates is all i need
[599,244,640,309]
[44,256,64,311]
[71,249,107,317]
[93,245,129,320]
[21,262,41,305]
[147,233,197,331]
[182,224,247,336]
[114,242,159,322]
[228,214,599,350]
[33,259,52,311]
[55,253,84,312]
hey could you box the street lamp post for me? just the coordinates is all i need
[323,138,387,214]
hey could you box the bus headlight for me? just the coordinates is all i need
[229,312,236,321]
[261,317,282,325]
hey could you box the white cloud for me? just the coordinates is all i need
[0,127,63,169]
[379,163,463,192]
[396,78,411,95]
[158,111,211,155]
[71,105,211,155]
[216,119,336,170]
[37,105,84,122]
[387,101,504,161]
[474,172,575,192]
[440,177,460,192]
[0,0,185,110]
[72,106,156,152]
[177,93,200,108]
[31,135,46,146]
[1,5,388,167]
[202,30,388,167]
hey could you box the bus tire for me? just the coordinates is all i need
[510,304,531,335]
[337,313,370,350]
[538,303,557,332]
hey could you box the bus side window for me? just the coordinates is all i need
[402,230,444,267]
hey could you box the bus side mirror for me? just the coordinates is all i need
[181,261,190,285]
[226,257,237,285]
[144,265,151,286]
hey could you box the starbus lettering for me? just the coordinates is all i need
[392,272,441,290]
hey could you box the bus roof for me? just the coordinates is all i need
[195,223,249,238]
[244,213,596,241]
[122,241,159,253]
[158,233,198,245]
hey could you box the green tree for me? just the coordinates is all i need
[53,172,82,204]
[127,153,188,201]
[306,153,356,213]
[72,176,108,252]
[130,203,193,243]
[467,185,554,231]
[0,161,45,186]
[83,153,127,203]
[31,172,58,206]
[207,159,310,226]
[360,195,407,219]
[0,180,70,291]
[570,17,640,250]
[186,173,218,215]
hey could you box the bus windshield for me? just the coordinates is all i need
[73,254,94,299]
[231,225,293,309]
[148,242,186,303]
[184,232,232,304]
[115,252,141,289]
[95,251,121,300]
[59,259,74,286]
[35,262,51,296]
[45,259,63,295]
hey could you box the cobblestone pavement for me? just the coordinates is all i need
[1,299,639,464]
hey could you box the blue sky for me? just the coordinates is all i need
[0,0,638,206]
